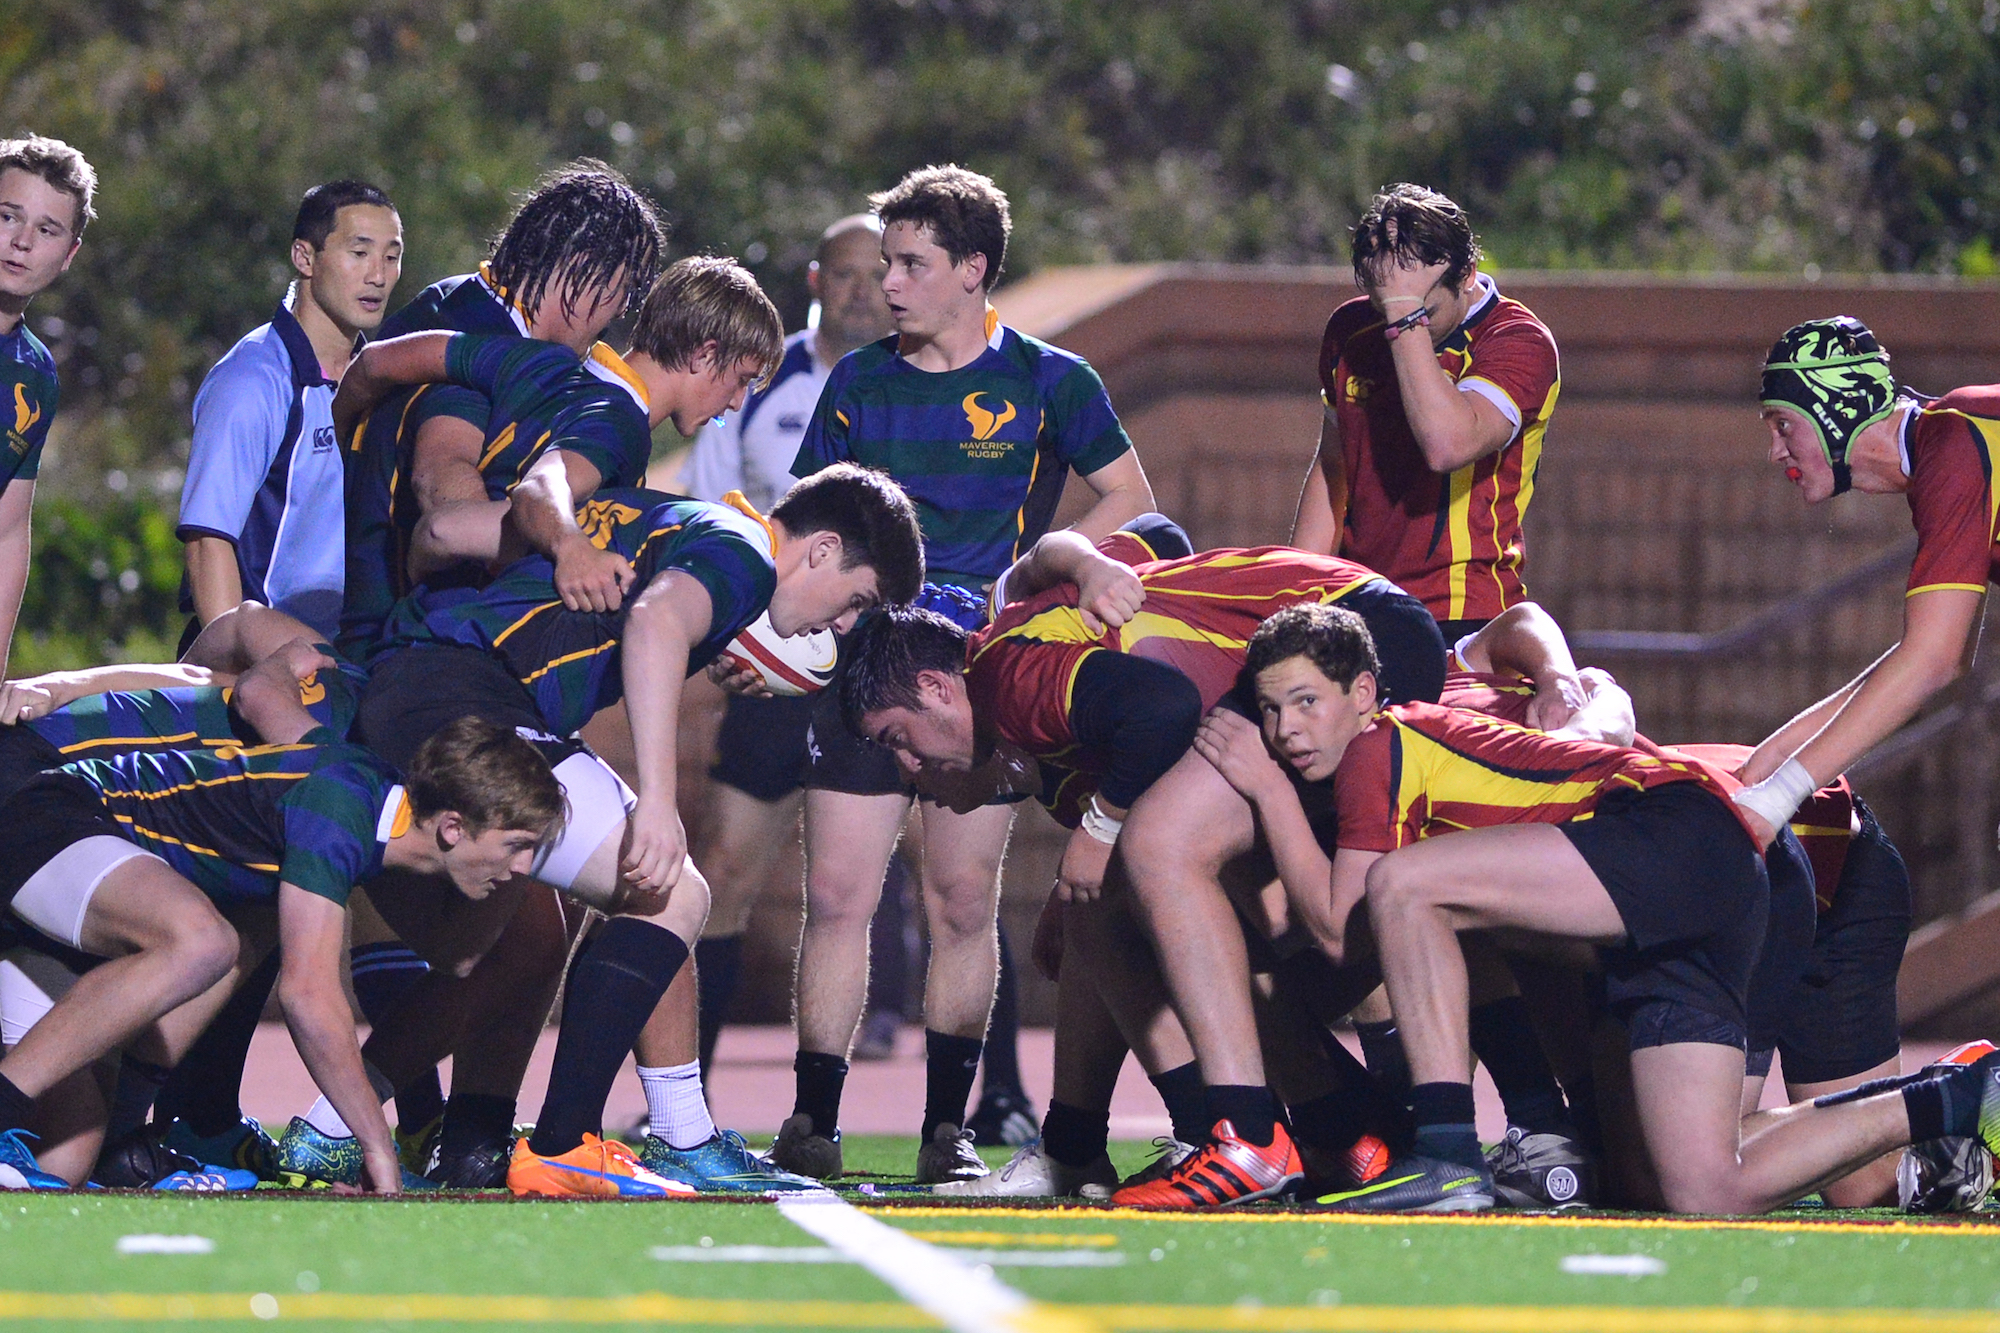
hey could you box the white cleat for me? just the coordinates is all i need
[933,1137,1119,1198]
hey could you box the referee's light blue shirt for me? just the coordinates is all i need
[177,302,347,638]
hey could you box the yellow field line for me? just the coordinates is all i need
[869,1205,2000,1237]
[5,1293,2000,1331]
[902,1230,1120,1248]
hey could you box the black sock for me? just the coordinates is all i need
[155,949,278,1136]
[107,1057,172,1144]
[351,943,444,1133]
[1149,1062,1210,1146]
[0,1071,32,1135]
[1286,1090,1373,1154]
[1204,1085,1280,1147]
[1318,1028,1416,1150]
[1468,996,1573,1137]
[923,1030,985,1142]
[528,919,690,1157]
[439,1093,517,1157]
[1354,1019,1412,1103]
[1040,1099,1111,1168]
[977,933,1024,1099]
[695,935,744,1079]
[793,1051,850,1140]
[1411,1081,1484,1170]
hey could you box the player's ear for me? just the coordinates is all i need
[692,339,721,375]
[434,810,466,850]
[291,237,316,281]
[960,252,988,294]
[806,528,843,568]
[1352,671,1379,713]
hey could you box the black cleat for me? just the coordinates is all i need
[430,1137,513,1189]
[1310,1152,1495,1213]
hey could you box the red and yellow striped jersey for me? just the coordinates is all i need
[967,546,1384,768]
[1319,277,1560,623]
[1668,742,1855,911]
[1329,702,1751,853]
[1902,386,2000,598]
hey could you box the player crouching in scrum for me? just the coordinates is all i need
[0,645,561,1192]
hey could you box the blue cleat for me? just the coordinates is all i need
[163,1115,280,1181]
[154,1165,260,1192]
[637,1129,826,1195]
[274,1117,436,1190]
[0,1129,70,1191]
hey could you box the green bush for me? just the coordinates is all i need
[13,495,184,673]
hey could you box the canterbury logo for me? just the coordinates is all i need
[12,383,39,436]
[1343,375,1373,404]
[578,499,642,550]
[963,392,1016,441]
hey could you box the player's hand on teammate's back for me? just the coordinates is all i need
[1737,805,1779,852]
[622,795,687,895]
[553,533,636,614]
[0,676,58,723]
[1526,670,1588,733]
[1075,556,1145,635]
[1193,708,1290,805]
[1031,887,1066,981]
[1057,826,1114,902]
[705,658,773,697]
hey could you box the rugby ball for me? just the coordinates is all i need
[718,612,839,696]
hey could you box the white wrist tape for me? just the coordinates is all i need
[1732,757,1816,829]
[1080,796,1123,846]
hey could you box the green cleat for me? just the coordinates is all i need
[274,1117,437,1190]
[637,1130,826,1194]
[396,1114,442,1177]
[1311,1152,1495,1213]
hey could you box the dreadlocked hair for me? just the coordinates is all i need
[489,159,665,325]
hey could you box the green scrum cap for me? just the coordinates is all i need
[1760,316,1898,496]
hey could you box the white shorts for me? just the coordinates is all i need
[532,752,636,901]
[0,945,80,1047]
[9,836,160,950]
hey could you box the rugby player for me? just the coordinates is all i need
[337,159,663,660]
[355,464,921,1197]
[778,164,1154,1184]
[0,134,94,682]
[843,531,1445,1204]
[0,646,562,1193]
[1197,604,2000,1215]
[1734,319,1998,846]
[1292,184,1560,641]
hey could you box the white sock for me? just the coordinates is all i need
[637,1061,715,1150]
[303,1097,352,1138]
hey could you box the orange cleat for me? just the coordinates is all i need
[1343,1133,1392,1185]
[1933,1040,1999,1068]
[506,1134,697,1199]
[1110,1119,1303,1209]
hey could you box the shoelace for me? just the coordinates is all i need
[997,1139,1043,1181]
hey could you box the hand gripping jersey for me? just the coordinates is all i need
[1897,386,2000,597]
[339,268,527,659]
[57,727,401,907]
[1319,275,1560,623]
[793,311,1133,586]
[377,488,777,737]
[26,659,365,760]
[967,546,1389,816]
[0,318,56,490]
[1329,702,1754,853]
[1669,742,1857,913]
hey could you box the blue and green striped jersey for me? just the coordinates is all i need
[377,488,776,737]
[339,270,524,660]
[791,316,1132,584]
[26,659,366,760]
[443,332,653,498]
[2,319,57,488]
[61,726,399,906]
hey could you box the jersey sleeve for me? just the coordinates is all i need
[965,634,1093,761]
[1906,409,2000,596]
[278,759,386,905]
[178,349,290,542]
[1330,720,1406,852]
[1045,356,1132,478]
[679,414,747,503]
[791,362,856,479]
[1066,651,1203,809]
[1458,314,1559,441]
[635,509,778,662]
[552,397,653,491]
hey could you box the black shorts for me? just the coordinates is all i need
[0,776,128,916]
[0,724,65,805]
[356,644,587,772]
[710,691,819,802]
[1434,617,1492,647]
[1773,799,1911,1084]
[1745,825,1818,1061]
[1559,782,1769,1049]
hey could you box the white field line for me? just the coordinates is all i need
[1560,1253,1668,1275]
[115,1235,215,1255]
[776,1193,1062,1333]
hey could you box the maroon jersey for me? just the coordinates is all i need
[1319,276,1560,623]
[1672,742,1856,911]
[1901,387,2000,597]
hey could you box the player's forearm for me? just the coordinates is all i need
[1291,451,1341,554]
[184,536,244,627]
[1067,453,1156,542]
[280,968,393,1157]
[1787,643,1964,787]
[620,596,698,807]
[0,498,31,683]
[410,501,510,581]
[17,663,219,708]
[1462,602,1577,678]
[509,453,583,561]
[331,332,453,443]
[1250,784,1338,947]
[1002,530,1105,602]
[1390,337,1493,472]
[1546,674,1637,748]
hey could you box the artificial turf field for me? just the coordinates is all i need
[6,1137,2000,1332]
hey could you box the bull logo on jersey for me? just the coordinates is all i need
[577,498,643,550]
[1343,375,1373,404]
[9,383,39,453]
[963,393,1017,442]
[297,672,326,707]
